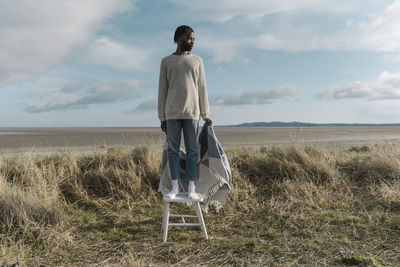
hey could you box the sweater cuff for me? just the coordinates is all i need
[159,116,166,122]
[201,113,209,120]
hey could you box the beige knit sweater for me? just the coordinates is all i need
[158,53,210,122]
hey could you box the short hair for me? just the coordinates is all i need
[174,25,194,43]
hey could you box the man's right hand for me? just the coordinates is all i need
[161,121,167,132]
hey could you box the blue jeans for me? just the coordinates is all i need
[166,119,198,181]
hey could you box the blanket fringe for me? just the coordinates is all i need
[203,178,227,200]
[201,200,223,213]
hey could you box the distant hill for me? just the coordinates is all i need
[221,121,400,127]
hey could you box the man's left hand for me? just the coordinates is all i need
[204,118,212,125]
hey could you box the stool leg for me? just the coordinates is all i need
[194,202,208,240]
[162,202,170,243]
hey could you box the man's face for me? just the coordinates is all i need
[179,31,195,51]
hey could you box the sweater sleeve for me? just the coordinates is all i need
[158,58,168,122]
[197,57,210,119]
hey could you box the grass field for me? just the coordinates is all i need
[1,142,400,266]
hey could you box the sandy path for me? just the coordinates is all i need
[0,127,399,154]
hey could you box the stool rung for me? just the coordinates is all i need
[169,214,197,218]
[169,223,201,226]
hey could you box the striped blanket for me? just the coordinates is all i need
[158,123,232,212]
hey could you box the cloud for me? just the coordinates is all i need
[168,0,368,22]
[127,100,157,114]
[86,36,149,71]
[197,37,240,63]
[317,71,400,100]
[212,86,303,106]
[253,33,349,52]
[24,80,141,113]
[172,0,400,60]
[359,1,400,52]
[0,0,132,88]
[60,83,87,93]
[383,53,400,62]
[253,1,400,52]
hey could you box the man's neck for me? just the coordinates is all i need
[174,48,190,55]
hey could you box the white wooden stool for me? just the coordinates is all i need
[162,193,208,243]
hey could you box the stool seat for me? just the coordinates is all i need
[162,193,208,243]
[163,192,204,202]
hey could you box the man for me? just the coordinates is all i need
[158,25,212,199]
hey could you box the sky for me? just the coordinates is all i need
[1,0,400,127]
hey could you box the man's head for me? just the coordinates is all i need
[174,25,195,52]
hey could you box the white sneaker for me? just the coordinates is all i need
[165,179,179,199]
[165,191,177,199]
[188,192,200,200]
[188,181,200,200]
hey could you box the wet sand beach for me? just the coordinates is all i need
[0,127,400,154]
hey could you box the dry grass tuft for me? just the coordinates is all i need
[0,180,64,232]
[131,146,162,193]
[340,154,400,185]
[338,144,400,185]
[57,146,162,206]
[229,144,340,205]
[78,152,141,200]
